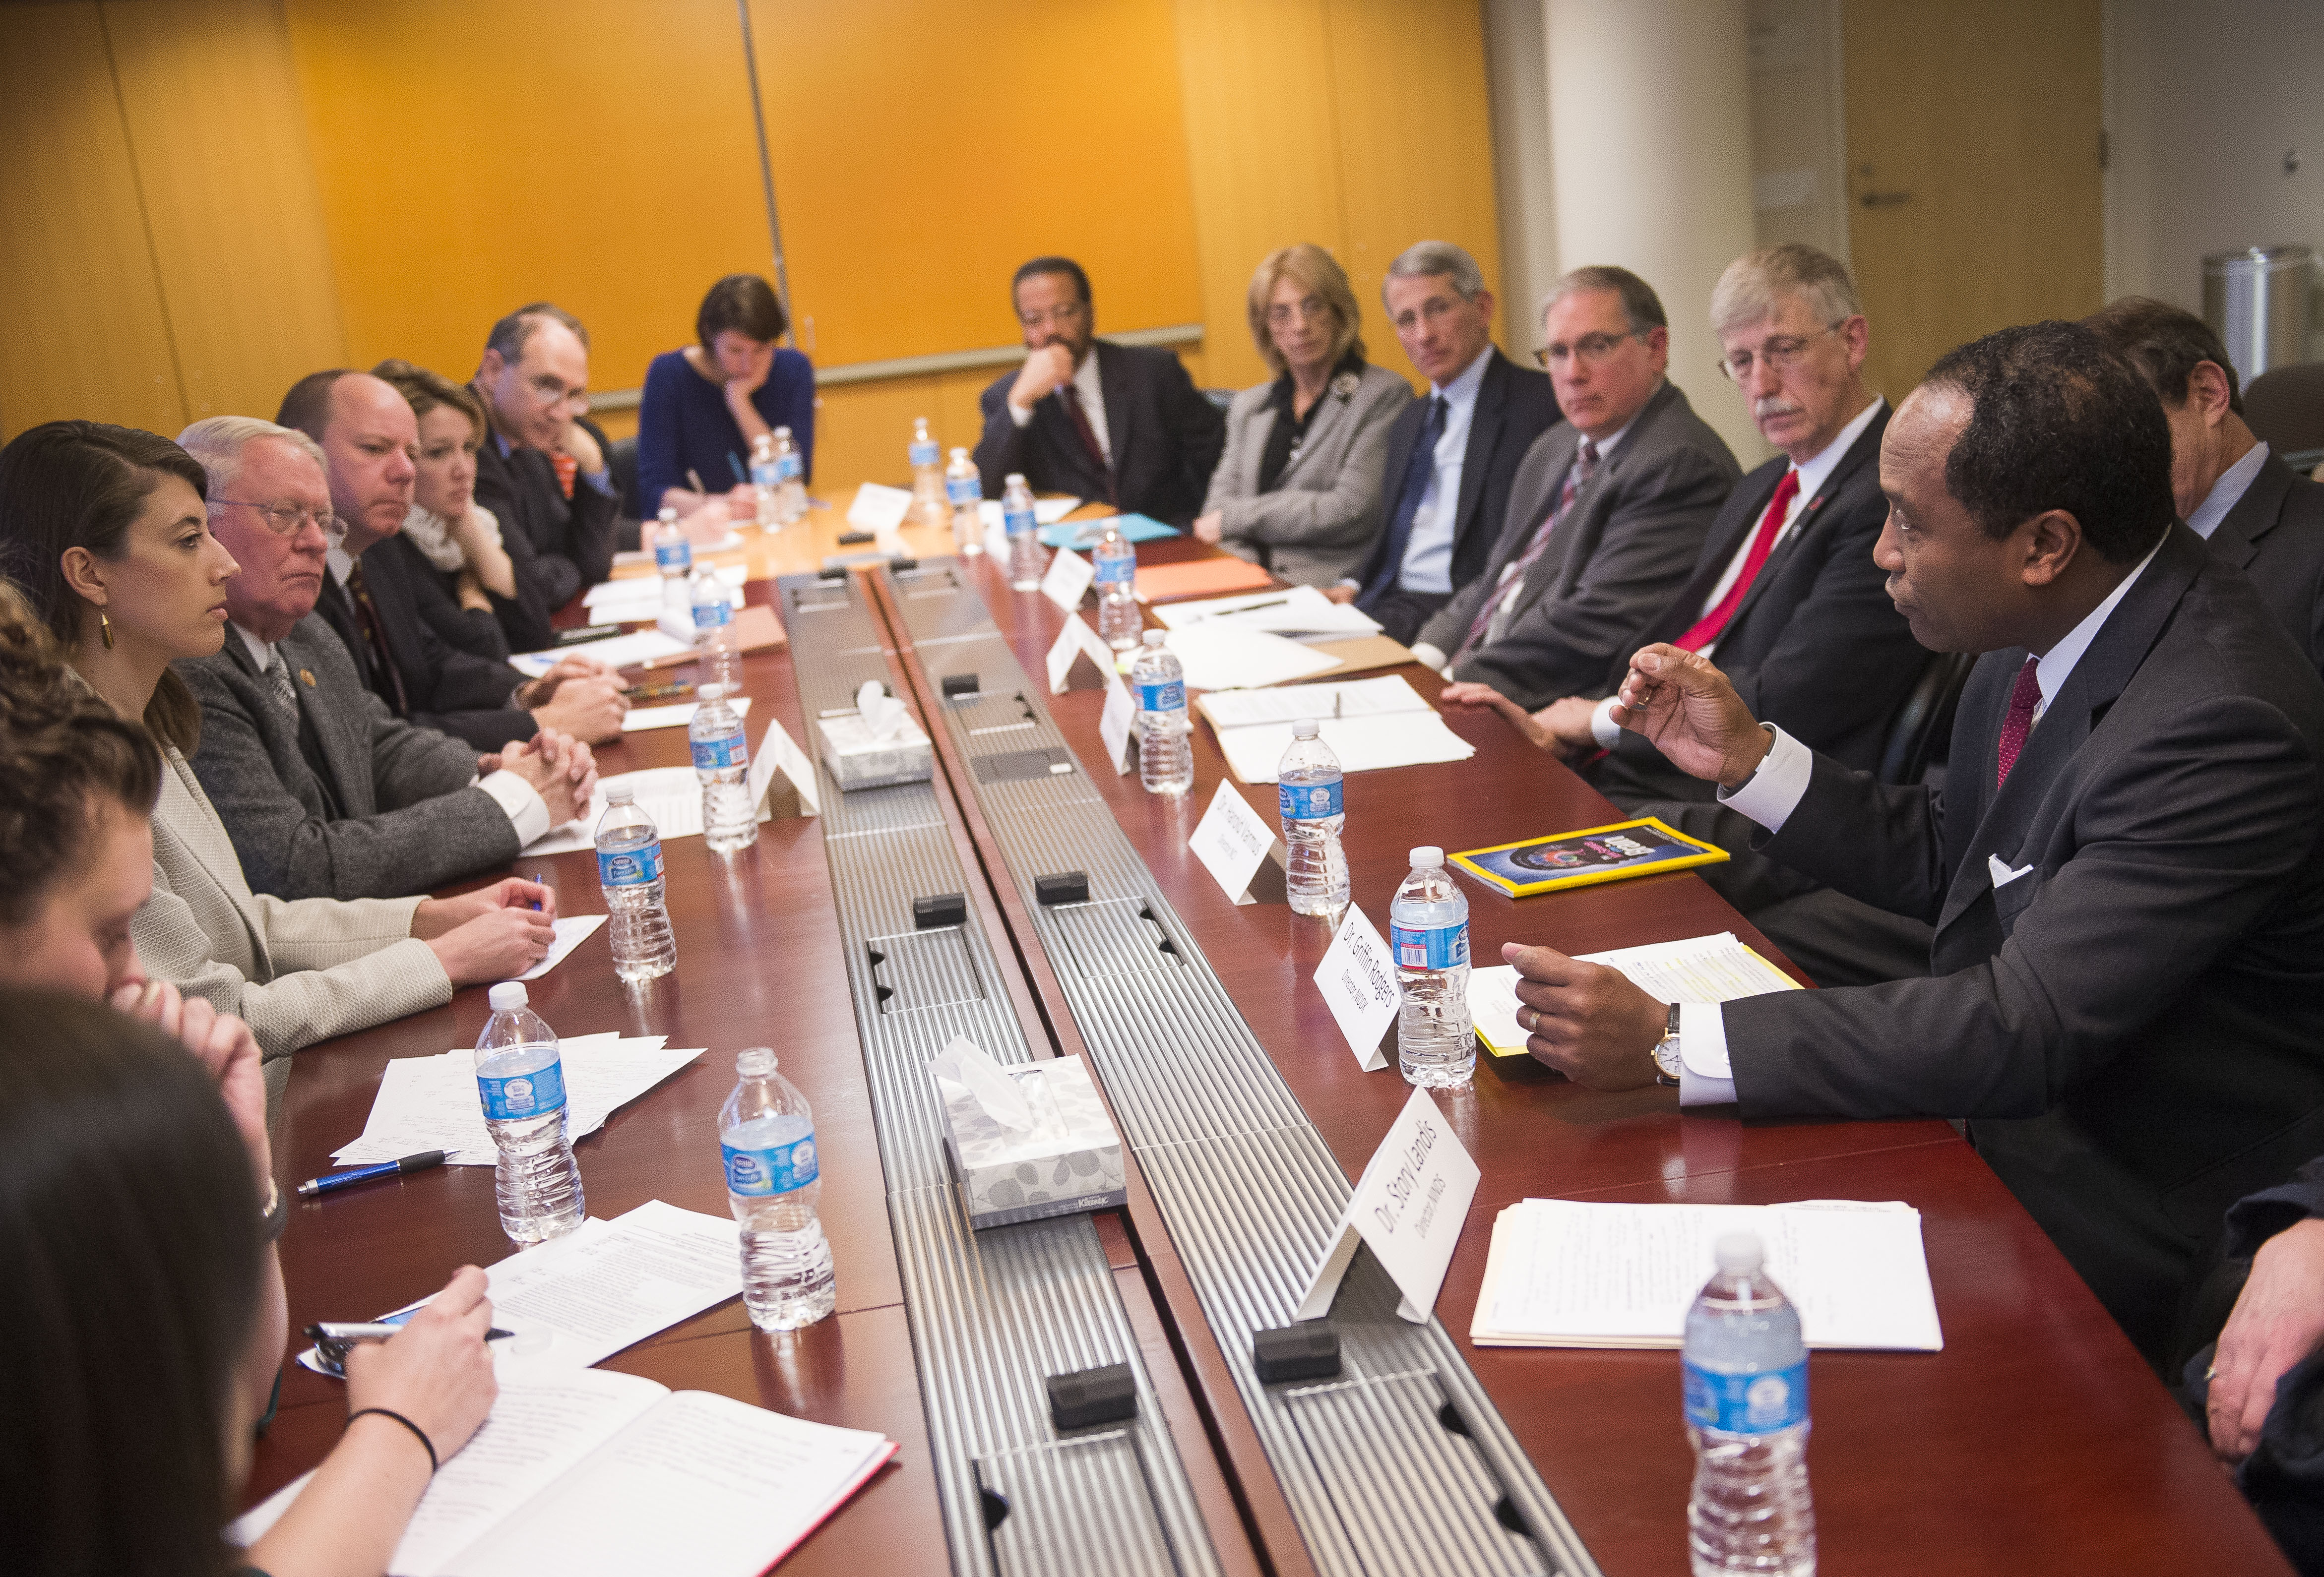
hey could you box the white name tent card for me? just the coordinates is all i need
[1296,1086,1481,1324]
[845,482,914,534]
[1045,613,1116,694]
[747,714,820,818]
[1098,672,1138,774]
[1188,779,1287,906]
[1313,905,1398,1071]
[1040,545,1096,611]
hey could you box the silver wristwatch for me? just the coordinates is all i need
[1649,1002,1683,1086]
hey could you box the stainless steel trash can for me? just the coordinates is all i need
[2204,246,2317,388]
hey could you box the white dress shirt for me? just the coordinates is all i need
[1008,347,1112,464]
[235,621,550,846]
[1670,531,2167,1105]
[1587,396,1886,748]
[2186,441,2270,540]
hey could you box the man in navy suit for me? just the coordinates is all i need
[1505,321,2324,1369]
[1325,241,1561,645]
[971,256,1224,527]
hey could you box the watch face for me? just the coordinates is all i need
[1652,1033,1683,1079]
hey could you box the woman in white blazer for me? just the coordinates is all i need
[1195,244,1413,586]
[0,421,555,1074]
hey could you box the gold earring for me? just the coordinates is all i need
[100,609,114,650]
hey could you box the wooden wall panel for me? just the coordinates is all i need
[105,0,346,424]
[0,2,185,438]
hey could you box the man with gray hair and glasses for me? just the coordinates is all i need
[1326,241,1560,643]
[175,416,596,902]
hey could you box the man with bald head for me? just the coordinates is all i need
[175,416,595,900]
[471,303,621,645]
[276,369,626,752]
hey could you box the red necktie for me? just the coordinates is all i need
[1995,656,2042,788]
[550,451,578,500]
[1676,468,1801,652]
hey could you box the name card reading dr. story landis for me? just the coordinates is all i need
[1297,1085,1480,1325]
[1314,904,1397,1072]
[1189,779,1287,906]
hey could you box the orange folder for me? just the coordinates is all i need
[1133,557,1277,603]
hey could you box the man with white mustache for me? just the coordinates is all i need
[1445,245,1931,981]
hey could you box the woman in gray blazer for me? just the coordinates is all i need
[1195,244,1413,586]
[0,421,556,1073]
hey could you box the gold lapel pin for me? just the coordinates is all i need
[298,668,316,687]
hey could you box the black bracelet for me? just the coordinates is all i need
[347,1406,437,1472]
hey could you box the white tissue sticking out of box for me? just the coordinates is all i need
[928,1035,1041,1135]
[856,680,911,742]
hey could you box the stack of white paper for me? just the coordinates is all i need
[331,1031,702,1169]
[1162,623,1342,692]
[976,495,1081,530]
[510,629,693,677]
[1472,1198,1944,1350]
[1152,584,1382,640]
[1469,931,1800,1053]
[522,766,702,855]
[1196,675,1476,782]
[581,565,747,624]
[621,695,752,733]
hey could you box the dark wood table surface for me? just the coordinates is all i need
[246,536,2294,1577]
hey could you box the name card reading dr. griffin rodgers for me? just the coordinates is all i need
[1297,1086,1480,1324]
[1314,904,1398,1072]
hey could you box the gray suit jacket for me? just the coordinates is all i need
[1729,523,2324,1363]
[1200,364,1413,586]
[1417,379,1740,708]
[178,616,521,901]
[2209,448,2324,675]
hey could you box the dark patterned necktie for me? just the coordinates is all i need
[1995,657,2042,788]
[263,645,299,721]
[1060,385,1115,504]
[344,562,410,718]
[1457,440,1597,657]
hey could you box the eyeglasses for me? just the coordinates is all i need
[524,373,588,413]
[1717,322,1846,382]
[1267,296,1332,327]
[212,498,335,537]
[1533,331,1642,370]
[1018,302,1086,330]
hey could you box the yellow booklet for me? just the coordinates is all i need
[1449,816,1727,899]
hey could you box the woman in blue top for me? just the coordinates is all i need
[637,274,816,516]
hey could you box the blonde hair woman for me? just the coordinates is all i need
[1193,244,1412,586]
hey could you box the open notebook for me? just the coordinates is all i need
[232,1368,896,1577]
[1195,675,1475,783]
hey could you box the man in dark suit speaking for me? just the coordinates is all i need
[972,256,1224,526]
[1501,321,2324,1368]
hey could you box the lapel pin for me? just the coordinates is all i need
[298,669,316,687]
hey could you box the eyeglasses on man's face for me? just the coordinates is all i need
[1716,322,1847,382]
[523,372,588,413]
[1533,330,1642,370]
[1018,301,1087,330]
[212,498,335,537]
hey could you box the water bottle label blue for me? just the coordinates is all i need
[775,453,802,481]
[724,1132,818,1194]
[691,598,731,629]
[946,476,981,505]
[1004,507,1036,536]
[598,843,663,886]
[1279,780,1343,822]
[477,1059,566,1120]
[1094,553,1134,585]
[655,541,692,573]
[1137,679,1185,714]
[909,439,939,467]
[751,461,779,489]
[1390,919,1469,970]
[1684,1359,1808,1434]
[691,732,747,771]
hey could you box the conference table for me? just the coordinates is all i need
[245,490,2292,1575]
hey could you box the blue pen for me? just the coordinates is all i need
[728,451,748,484]
[296,1150,446,1198]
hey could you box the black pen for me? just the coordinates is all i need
[296,1150,446,1198]
[1206,597,1291,618]
[307,1322,517,1345]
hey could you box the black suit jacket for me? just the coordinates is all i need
[972,340,1225,526]
[1723,523,2324,1363]
[2208,448,2324,675]
[1610,401,1921,774]
[472,432,618,649]
[1345,350,1562,603]
[319,542,538,752]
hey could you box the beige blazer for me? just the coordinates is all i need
[133,747,452,1077]
[1199,363,1412,586]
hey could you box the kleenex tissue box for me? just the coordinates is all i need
[817,681,933,791]
[930,1038,1127,1230]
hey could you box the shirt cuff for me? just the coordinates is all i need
[1408,641,1449,675]
[1676,1001,1737,1106]
[476,770,552,847]
[1715,723,1812,834]
[1008,402,1034,428]
[581,467,613,496]
[1335,577,1361,590]
[1589,695,1623,750]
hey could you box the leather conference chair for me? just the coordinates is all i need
[1878,649,1977,787]
[2244,362,2324,466]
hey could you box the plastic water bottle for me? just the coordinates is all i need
[771,426,807,524]
[652,506,691,618]
[691,683,756,853]
[596,788,676,982]
[1131,630,1193,796]
[689,565,741,694]
[1685,1232,1816,1576]
[1390,847,1472,1087]
[945,448,983,556]
[908,418,945,525]
[474,982,585,1247]
[1005,473,1046,590]
[1278,720,1348,919]
[1093,521,1140,651]
[720,1046,836,1331]
[749,432,780,528]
